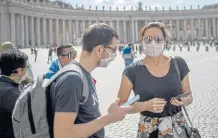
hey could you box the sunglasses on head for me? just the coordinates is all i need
[143,36,165,44]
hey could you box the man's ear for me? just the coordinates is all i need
[94,45,104,57]
[16,68,23,76]
[58,56,63,62]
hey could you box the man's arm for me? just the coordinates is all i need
[53,73,131,138]
[54,112,112,138]
[53,73,110,138]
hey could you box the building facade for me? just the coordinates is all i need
[0,0,218,47]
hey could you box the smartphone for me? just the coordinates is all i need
[175,92,190,100]
[122,95,140,106]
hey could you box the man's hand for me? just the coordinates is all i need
[107,98,132,123]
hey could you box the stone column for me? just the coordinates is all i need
[56,18,59,45]
[89,20,92,26]
[49,18,53,45]
[110,20,113,28]
[20,14,25,48]
[10,13,16,44]
[176,19,180,41]
[69,20,72,43]
[198,18,201,39]
[184,19,187,41]
[144,20,148,26]
[123,21,127,43]
[82,20,86,35]
[213,18,216,38]
[131,20,135,42]
[25,16,29,47]
[205,18,209,39]
[30,16,35,47]
[75,20,79,39]
[170,20,173,31]
[62,19,66,43]
[191,19,194,40]
[116,20,119,36]
[42,18,47,45]
[36,17,41,46]
[135,20,138,41]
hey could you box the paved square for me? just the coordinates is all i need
[21,46,218,138]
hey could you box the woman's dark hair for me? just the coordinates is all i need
[139,22,170,48]
[0,49,28,76]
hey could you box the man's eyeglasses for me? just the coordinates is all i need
[60,51,77,59]
[143,36,165,44]
[106,46,117,53]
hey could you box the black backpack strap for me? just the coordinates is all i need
[27,74,44,134]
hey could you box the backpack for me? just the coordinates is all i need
[12,63,89,138]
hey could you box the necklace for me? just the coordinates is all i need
[148,57,163,66]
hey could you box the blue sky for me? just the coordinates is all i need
[55,0,218,10]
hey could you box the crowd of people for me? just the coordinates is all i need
[0,22,199,138]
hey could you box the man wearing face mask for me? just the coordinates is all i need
[0,41,34,85]
[47,23,132,138]
[0,49,28,138]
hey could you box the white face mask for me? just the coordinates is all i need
[98,49,117,68]
[143,40,165,57]
[20,73,27,82]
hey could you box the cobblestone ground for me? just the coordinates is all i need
[21,46,218,138]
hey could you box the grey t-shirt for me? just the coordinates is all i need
[48,64,104,138]
[123,56,190,117]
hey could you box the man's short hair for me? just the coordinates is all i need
[0,49,28,76]
[0,41,15,52]
[57,43,76,56]
[82,23,119,53]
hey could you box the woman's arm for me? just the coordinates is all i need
[181,74,193,106]
[171,74,193,106]
[117,75,133,105]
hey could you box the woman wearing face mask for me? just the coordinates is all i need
[117,22,193,138]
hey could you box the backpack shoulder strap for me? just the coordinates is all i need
[43,64,89,104]
[68,64,89,105]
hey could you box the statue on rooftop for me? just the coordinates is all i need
[138,2,143,11]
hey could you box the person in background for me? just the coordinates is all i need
[122,43,135,67]
[44,43,77,80]
[34,47,38,62]
[0,41,34,84]
[47,47,53,64]
[0,49,28,138]
[117,22,193,138]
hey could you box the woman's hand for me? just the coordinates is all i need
[146,98,167,113]
[170,97,187,106]
[170,95,192,106]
